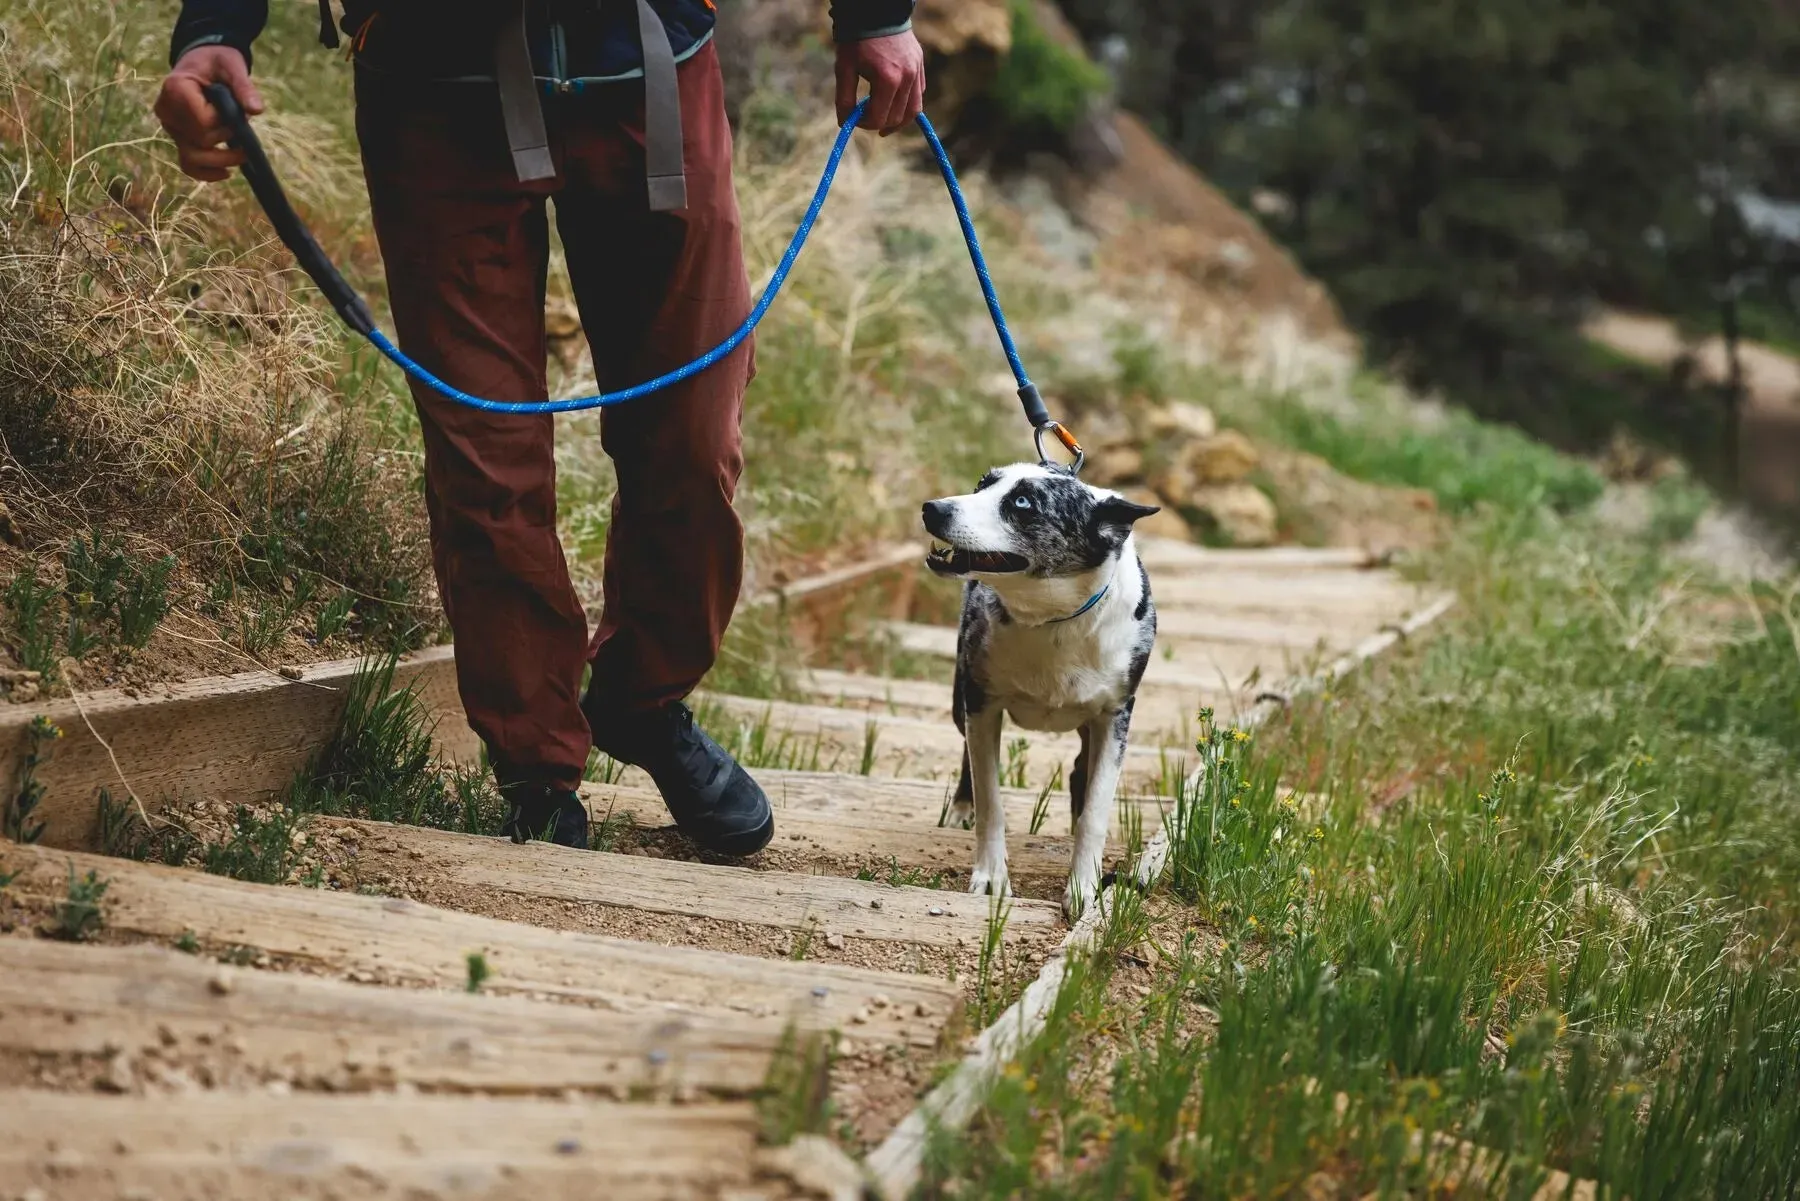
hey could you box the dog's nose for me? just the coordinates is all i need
[921,500,951,534]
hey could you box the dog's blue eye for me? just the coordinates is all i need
[1012,495,1031,510]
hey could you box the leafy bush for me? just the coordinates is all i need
[990,0,1109,138]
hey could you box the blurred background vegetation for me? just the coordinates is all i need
[1042,0,1800,492]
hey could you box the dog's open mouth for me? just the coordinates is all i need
[926,542,1030,576]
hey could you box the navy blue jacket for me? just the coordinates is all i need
[172,1,916,83]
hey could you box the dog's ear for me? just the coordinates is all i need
[1094,495,1161,530]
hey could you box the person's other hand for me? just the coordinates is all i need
[154,45,265,182]
[834,30,926,136]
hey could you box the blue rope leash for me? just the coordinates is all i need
[208,86,1082,465]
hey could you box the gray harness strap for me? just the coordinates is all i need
[490,0,688,210]
[496,2,556,182]
[634,0,688,211]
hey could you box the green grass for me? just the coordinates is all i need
[53,864,108,942]
[927,504,1800,1198]
[1251,390,1606,516]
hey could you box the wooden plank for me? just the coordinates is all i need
[1151,568,1428,610]
[1136,539,1382,572]
[580,780,1127,879]
[746,541,922,608]
[327,819,1062,949]
[0,1089,761,1201]
[792,668,1217,736]
[3,646,472,851]
[0,938,776,1097]
[695,693,1189,787]
[1153,609,1349,650]
[0,844,960,1052]
[871,620,1302,696]
[738,770,1166,832]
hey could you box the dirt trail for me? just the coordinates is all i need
[1582,308,1800,413]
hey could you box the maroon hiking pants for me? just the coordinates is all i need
[355,43,752,793]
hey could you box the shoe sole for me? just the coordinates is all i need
[684,811,774,858]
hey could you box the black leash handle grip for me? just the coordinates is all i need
[202,82,376,338]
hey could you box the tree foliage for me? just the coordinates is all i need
[1057,0,1800,455]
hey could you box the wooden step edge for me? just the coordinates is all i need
[0,1088,764,1201]
[319,816,1064,950]
[0,937,779,1099]
[0,842,962,1053]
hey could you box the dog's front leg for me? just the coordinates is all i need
[964,705,1010,897]
[1065,707,1130,919]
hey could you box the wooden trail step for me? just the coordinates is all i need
[0,843,960,1052]
[3,645,472,851]
[742,768,1167,829]
[696,693,1186,788]
[870,620,1300,696]
[0,938,776,1098]
[1135,540,1384,572]
[580,780,1127,880]
[327,818,1062,950]
[1150,568,1429,611]
[0,1089,764,1201]
[794,668,1225,736]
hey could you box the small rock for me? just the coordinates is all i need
[1085,444,1144,487]
[1143,401,1217,443]
[915,1002,932,1017]
[277,665,303,681]
[1185,483,1279,547]
[98,1050,134,1094]
[868,899,882,910]
[870,994,890,1009]
[8,680,39,704]
[265,1079,291,1096]
[544,297,583,340]
[1122,487,1191,542]
[927,906,944,917]
[1185,430,1260,485]
[555,1138,582,1156]
[1300,1169,1341,1200]
[208,972,233,996]
[824,933,846,951]
[1151,431,1261,503]
[849,1007,871,1025]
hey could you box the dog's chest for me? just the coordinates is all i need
[979,620,1137,732]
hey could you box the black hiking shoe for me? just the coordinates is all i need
[587,700,774,857]
[498,782,590,850]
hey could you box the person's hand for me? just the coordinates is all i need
[835,30,925,136]
[153,45,265,182]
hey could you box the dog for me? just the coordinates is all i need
[921,462,1159,919]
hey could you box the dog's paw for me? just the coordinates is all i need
[967,856,1012,899]
[945,798,974,830]
[1062,869,1102,921]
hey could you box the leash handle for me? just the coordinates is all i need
[202,82,377,338]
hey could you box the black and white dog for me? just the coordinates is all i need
[921,463,1159,919]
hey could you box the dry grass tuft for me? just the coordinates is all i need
[0,5,430,689]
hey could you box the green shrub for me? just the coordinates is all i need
[991,0,1110,137]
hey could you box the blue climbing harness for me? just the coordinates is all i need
[204,85,1083,470]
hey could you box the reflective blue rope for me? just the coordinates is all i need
[366,99,1033,414]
